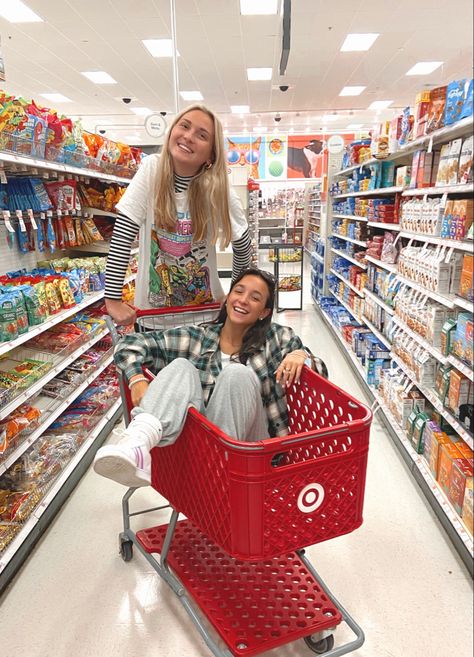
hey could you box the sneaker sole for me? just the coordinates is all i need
[93,449,150,488]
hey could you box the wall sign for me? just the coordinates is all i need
[144,114,167,139]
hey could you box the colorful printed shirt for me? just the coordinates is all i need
[114,322,305,438]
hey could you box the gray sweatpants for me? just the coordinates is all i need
[132,358,270,446]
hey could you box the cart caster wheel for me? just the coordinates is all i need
[304,633,335,654]
[120,540,133,562]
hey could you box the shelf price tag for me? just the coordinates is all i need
[0,166,7,184]
[16,210,27,232]
[2,210,15,232]
[440,192,448,209]
[27,209,38,230]
[427,136,434,154]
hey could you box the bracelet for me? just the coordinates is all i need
[129,376,149,388]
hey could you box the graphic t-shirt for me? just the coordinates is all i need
[115,154,248,309]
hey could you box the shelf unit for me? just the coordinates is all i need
[331,247,367,270]
[322,116,474,568]
[0,147,136,592]
[315,301,473,574]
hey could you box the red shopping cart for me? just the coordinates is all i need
[105,306,372,657]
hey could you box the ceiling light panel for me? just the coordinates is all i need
[0,0,42,23]
[81,71,117,84]
[247,67,273,81]
[323,114,338,122]
[180,91,204,101]
[40,93,72,103]
[240,0,279,15]
[406,61,443,75]
[347,123,364,130]
[340,33,379,52]
[231,105,250,114]
[368,100,393,110]
[339,86,366,96]
[142,39,179,57]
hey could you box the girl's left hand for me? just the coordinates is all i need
[275,350,307,388]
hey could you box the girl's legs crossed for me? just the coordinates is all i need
[205,364,269,441]
[93,359,203,486]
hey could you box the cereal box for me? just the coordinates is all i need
[445,80,467,126]
[448,459,473,514]
[446,138,463,186]
[437,441,463,495]
[461,477,473,534]
[460,79,473,120]
[435,143,451,186]
[426,86,448,133]
[458,254,473,301]
[414,90,431,138]
[458,136,473,184]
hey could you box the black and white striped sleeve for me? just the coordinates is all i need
[231,228,252,281]
[104,213,140,300]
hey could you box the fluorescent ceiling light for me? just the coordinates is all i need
[323,114,338,122]
[130,107,152,116]
[180,91,203,101]
[231,105,250,114]
[142,39,179,58]
[406,61,443,76]
[247,67,272,81]
[339,86,366,97]
[340,33,379,52]
[347,123,364,130]
[40,93,72,103]
[0,0,42,22]
[240,0,278,15]
[368,100,393,110]
[82,71,117,84]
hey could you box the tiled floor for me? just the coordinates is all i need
[0,268,472,657]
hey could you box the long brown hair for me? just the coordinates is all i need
[154,104,232,248]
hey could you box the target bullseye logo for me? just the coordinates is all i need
[297,483,325,513]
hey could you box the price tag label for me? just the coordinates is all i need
[427,136,434,154]
[0,166,7,184]
[27,209,38,229]
[445,247,454,263]
[440,192,448,209]
[57,209,62,218]
[16,210,27,232]
[2,210,15,233]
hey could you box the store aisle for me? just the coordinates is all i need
[0,274,472,657]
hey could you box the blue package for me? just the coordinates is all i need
[445,79,467,126]
[460,79,473,119]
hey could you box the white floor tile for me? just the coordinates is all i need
[0,266,472,657]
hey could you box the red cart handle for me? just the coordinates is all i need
[135,302,221,318]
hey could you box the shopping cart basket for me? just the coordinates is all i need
[105,307,372,657]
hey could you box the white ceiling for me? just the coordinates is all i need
[0,0,473,144]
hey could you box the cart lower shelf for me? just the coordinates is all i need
[136,519,342,657]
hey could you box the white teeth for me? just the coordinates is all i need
[233,306,248,314]
[178,143,192,153]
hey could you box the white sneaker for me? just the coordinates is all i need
[93,414,162,488]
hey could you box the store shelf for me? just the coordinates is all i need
[312,252,325,263]
[363,288,395,315]
[329,268,365,297]
[396,275,455,309]
[361,316,392,349]
[332,234,368,247]
[332,214,368,223]
[82,207,120,218]
[398,231,473,252]
[454,296,474,312]
[0,397,122,582]
[390,352,473,450]
[365,255,398,273]
[0,151,133,185]
[316,304,473,570]
[0,291,104,357]
[332,186,403,199]
[447,354,474,383]
[0,353,113,476]
[367,222,401,231]
[69,241,110,254]
[391,316,448,365]
[0,328,109,422]
[327,289,362,321]
[331,248,367,270]
[402,183,474,197]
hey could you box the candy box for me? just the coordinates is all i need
[448,458,473,514]
[426,86,448,133]
[414,90,431,138]
[461,477,473,534]
[445,80,467,126]
[437,440,462,494]
[459,254,473,301]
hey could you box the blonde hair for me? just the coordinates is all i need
[154,104,232,248]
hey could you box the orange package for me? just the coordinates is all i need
[437,442,463,495]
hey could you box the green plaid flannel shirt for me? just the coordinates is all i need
[114,322,305,437]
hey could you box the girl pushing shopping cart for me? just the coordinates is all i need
[95,268,372,656]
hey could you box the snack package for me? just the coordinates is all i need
[45,180,77,212]
[426,86,448,133]
[460,79,473,120]
[445,80,467,126]
[458,136,473,184]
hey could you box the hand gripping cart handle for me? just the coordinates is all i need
[105,307,372,657]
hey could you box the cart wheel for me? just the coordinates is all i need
[120,539,133,562]
[304,633,335,654]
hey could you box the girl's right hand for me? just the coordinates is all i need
[105,299,137,326]
[130,380,149,407]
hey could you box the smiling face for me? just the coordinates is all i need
[168,109,215,176]
[225,274,272,328]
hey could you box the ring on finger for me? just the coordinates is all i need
[284,367,291,372]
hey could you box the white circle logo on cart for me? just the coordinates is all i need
[297,483,325,513]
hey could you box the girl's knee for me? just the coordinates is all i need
[219,363,260,389]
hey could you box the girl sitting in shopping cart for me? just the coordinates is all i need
[94,268,317,488]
